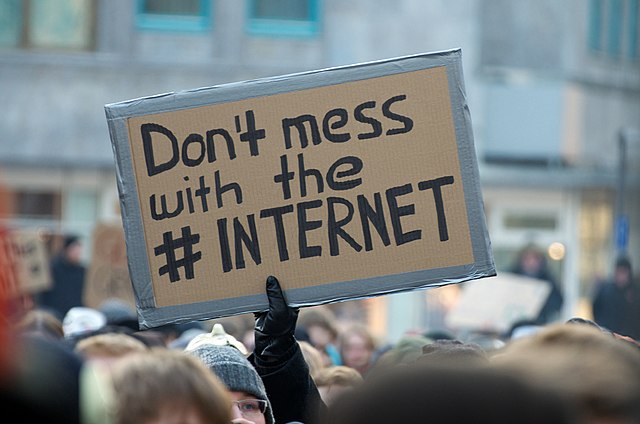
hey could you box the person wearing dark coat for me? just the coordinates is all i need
[38,235,86,320]
[188,276,327,424]
[250,276,328,424]
[592,256,640,340]
[510,243,563,324]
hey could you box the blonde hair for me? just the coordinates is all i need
[314,365,363,387]
[75,333,147,360]
[338,323,378,352]
[492,323,640,421]
[109,348,231,424]
[16,309,64,339]
[299,340,326,379]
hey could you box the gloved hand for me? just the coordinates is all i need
[254,275,299,362]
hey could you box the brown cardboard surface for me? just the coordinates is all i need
[125,66,474,308]
[84,222,136,309]
[5,230,51,296]
[0,229,19,299]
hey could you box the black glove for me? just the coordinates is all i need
[254,275,299,361]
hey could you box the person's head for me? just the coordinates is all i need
[298,306,340,349]
[62,235,83,264]
[314,365,363,406]
[515,243,547,276]
[4,334,84,423]
[492,322,640,423]
[74,332,148,364]
[338,324,377,375]
[326,361,576,424]
[565,317,607,332]
[15,308,64,340]
[419,339,489,367]
[62,307,106,341]
[368,334,432,376]
[105,348,231,424]
[507,319,544,340]
[613,256,632,289]
[98,298,138,330]
[186,344,273,424]
[185,323,249,355]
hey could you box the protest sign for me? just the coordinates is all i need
[0,229,51,298]
[445,272,551,334]
[0,228,19,299]
[84,222,136,310]
[105,49,495,329]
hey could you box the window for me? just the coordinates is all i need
[0,0,94,50]
[503,213,558,231]
[14,190,61,220]
[136,0,211,32]
[247,0,320,37]
[588,0,639,60]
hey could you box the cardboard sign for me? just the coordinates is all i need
[0,230,51,297]
[0,228,19,299]
[83,222,136,310]
[445,272,551,334]
[105,49,495,329]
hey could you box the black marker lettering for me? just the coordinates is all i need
[282,115,322,149]
[382,95,414,135]
[418,176,455,241]
[260,205,294,262]
[322,108,350,143]
[386,184,421,245]
[233,215,261,269]
[297,199,323,258]
[327,197,362,256]
[327,156,363,191]
[357,192,391,251]
[141,123,179,176]
[354,101,382,140]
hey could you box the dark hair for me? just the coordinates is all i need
[63,235,80,250]
[615,256,632,273]
[326,363,576,424]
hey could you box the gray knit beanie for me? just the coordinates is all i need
[186,344,275,424]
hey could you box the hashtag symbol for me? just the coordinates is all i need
[154,226,202,283]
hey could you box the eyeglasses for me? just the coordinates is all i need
[232,399,267,417]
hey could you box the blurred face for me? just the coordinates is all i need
[521,251,543,275]
[229,391,266,424]
[66,241,83,264]
[307,325,334,348]
[614,266,631,288]
[341,333,372,373]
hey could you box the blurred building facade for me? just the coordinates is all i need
[0,0,638,336]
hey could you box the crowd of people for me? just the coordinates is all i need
[1,236,639,424]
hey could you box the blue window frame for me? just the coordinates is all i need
[247,0,320,37]
[136,0,211,32]
[629,0,638,58]
[607,0,623,56]
[588,0,604,51]
[0,0,21,47]
[588,0,639,59]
